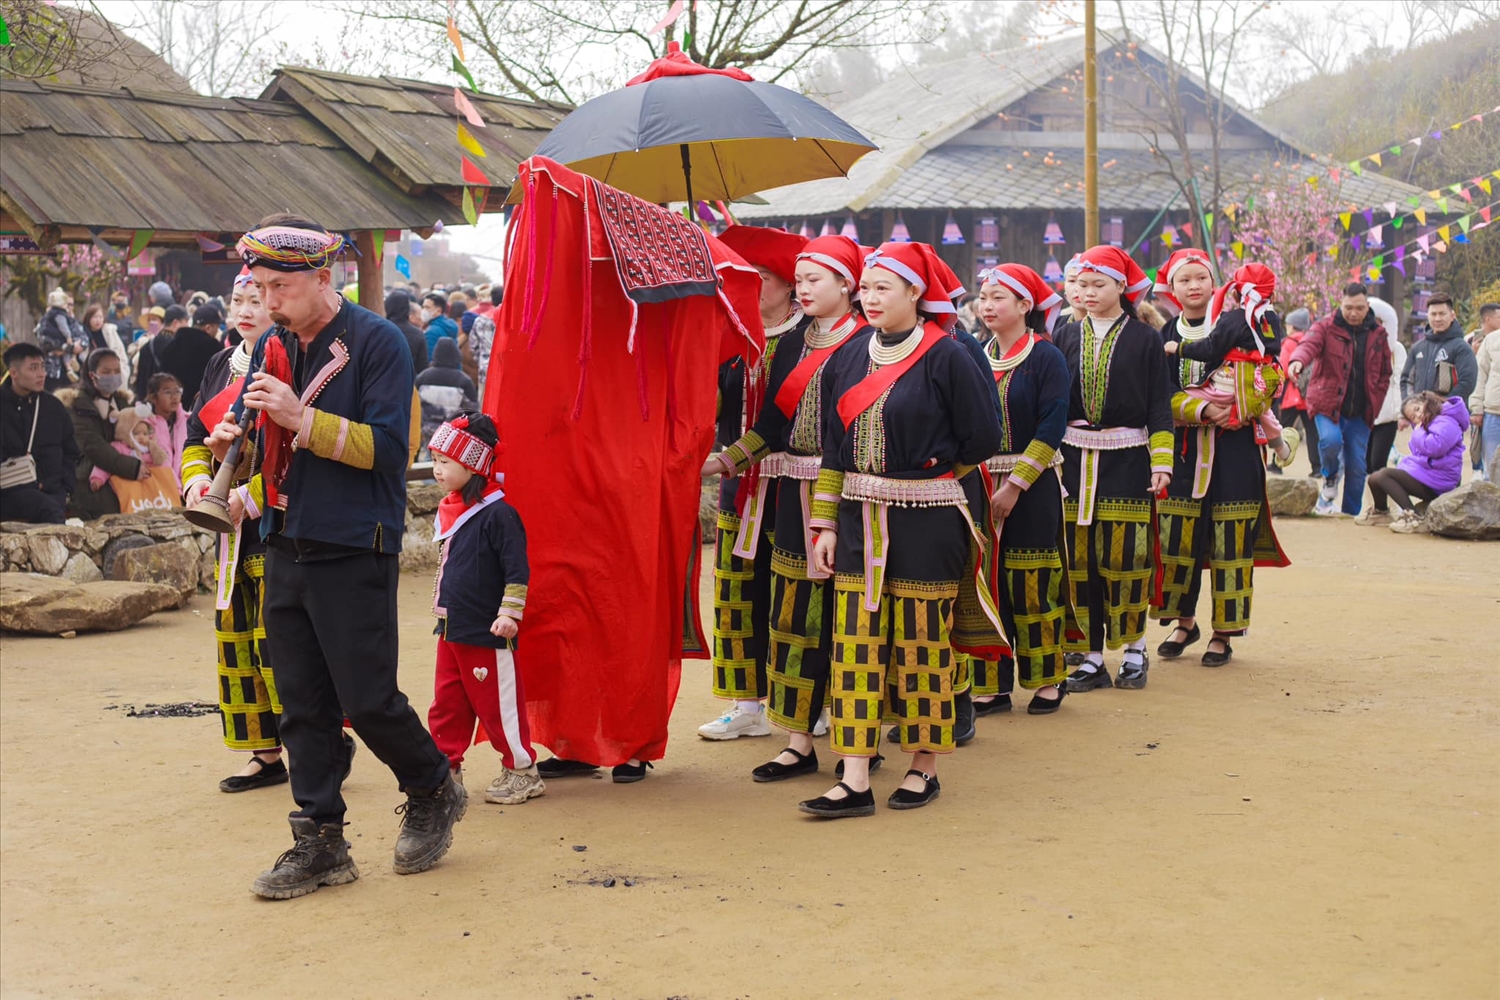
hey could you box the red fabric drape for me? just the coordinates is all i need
[483,158,762,766]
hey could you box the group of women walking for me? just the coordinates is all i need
[703,230,1287,819]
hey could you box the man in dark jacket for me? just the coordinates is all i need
[1401,292,1478,402]
[207,214,463,900]
[1288,283,1393,516]
[0,344,80,523]
[157,305,224,409]
[415,336,478,449]
[132,304,188,400]
[384,289,428,374]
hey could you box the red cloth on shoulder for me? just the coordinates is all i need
[483,157,763,767]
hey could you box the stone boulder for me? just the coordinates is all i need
[1425,481,1500,541]
[1266,476,1320,517]
[60,552,104,583]
[401,509,439,572]
[110,541,200,603]
[406,483,444,517]
[0,573,179,634]
[101,533,156,578]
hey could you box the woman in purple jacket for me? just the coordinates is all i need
[1366,391,1469,533]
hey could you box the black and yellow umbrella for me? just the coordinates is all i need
[525,42,875,207]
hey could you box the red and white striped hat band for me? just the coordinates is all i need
[978,264,1064,334]
[863,243,964,322]
[429,421,495,479]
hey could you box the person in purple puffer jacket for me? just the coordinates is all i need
[1365,391,1469,534]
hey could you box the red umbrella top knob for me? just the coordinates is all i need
[627,40,755,85]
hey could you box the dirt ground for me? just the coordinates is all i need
[1,517,1497,1000]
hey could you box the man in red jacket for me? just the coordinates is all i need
[1287,283,1393,516]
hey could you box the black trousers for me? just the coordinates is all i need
[1367,421,1399,475]
[0,485,66,524]
[264,548,449,826]
[1366,467,1437,513]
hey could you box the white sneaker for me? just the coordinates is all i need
[484,764,545,804]
[1389,510,1425,534]
[697,703,771,740]
[1353,507,1391,526]
[812,708,830,737]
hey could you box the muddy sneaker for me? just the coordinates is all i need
[484,765,546,805]
[393,772,467,875]
[1354,507,1392,527]
[250,817,359,900]
[1389,509,1426,534]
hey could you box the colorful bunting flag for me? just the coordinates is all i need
[372,229,385,264]
[1230,240,1244,259]
[126,230,153,261]
[1415,208,1427,225]
[1438,225,1451,240]
[446,17,465,61]
[452,54,477,93]
[1369,152,1382,167]
[395,254,411,279]
[1339,212,1352,230]
[454,89,485,128]
[456,123,485,158]
[1458,215,1472,234]
[1483,206,1493,224]
[461,156,490,185]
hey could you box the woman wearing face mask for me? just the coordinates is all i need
[968,264,1072,718]
[180,268,289,792]
[705,235,872,781]
[1053,246,1174,693]
[800,242,1003,818]
[82,302,134,391]
[65,349,148,519]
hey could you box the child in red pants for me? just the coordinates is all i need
[427,413,544,805]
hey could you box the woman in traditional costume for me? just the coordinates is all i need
[1153,262,1290,667]
[181,269,286,791]
[696,225,813,742]
[705,236,872,780]
[1055,246,1174,693]
[968,264,1072,716]
[799,242,1003,818]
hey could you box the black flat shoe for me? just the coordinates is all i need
[1201,639,1234,667]
[1066,662,1112,692]
[1156,624,1202,660]
[1027,685,1066,715]
[219,756,288,793]
[752,747,818,783]
[538,757,600,778]
[887,770,941,810]
[973,694,1012,717]
[953,691,976,746]
[1116,654,1149,690]
[798,781,876,818]
[611,761,653,783]
[886,724,901,744]
[834,754,883,778]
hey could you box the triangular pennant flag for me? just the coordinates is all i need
[1383,202,1397,217]
[1180,222,1193,239]
[1339,212,1353,230]
[394,254,411,279]
[1438,225,1451,240]
[1427,190,1441,199]
[1436,197,1449,213]
[1392,216,1404,229]
[1351,233,1362,251]
[1453,233,1470,244]
[1371,254,1384,269]
[1306,176,1319,188]
[1481,179,1493,195]
[1406,196,1420,208]
[195,234,225,252]
[1458,187,1473,202]
[1458,215,1472,234]
[460,155,490,185]
[1417,234,1430,252]
[1414,250,1426,265]
[1435,240,1448,253]
[462,186,479,227]
[1369,224,1382,245]
[1449,184,1463,195]
[1362,208,1374,226]
[1482,206,1493,225]
[1230,240,1244,259]
[1145,266,1158,283]
[1330,167,1342,184]
[1366,266,1381,282]
[126,229,154,261]
[456,122,485,158]
[446,17,465,62]
[453,89,485,128]
[1327,245,1339,260]
[452,54,477,93]
[1389,145,1401,156]
[1205,212,1214,233]
[1246,196,1256,211]
[372,229,385,263]
[1415,208,1427,225]
[1369,152,1382,167]
[1224,204,1238,222]
[1350,161,1363,176]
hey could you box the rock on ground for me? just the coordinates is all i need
[1424,481,1500,541]
[110,541,200,603]
[406,483,444,517]
[0,573,179,634]
[101,534,157,578]
[1267,476,1320,517]
[60,553,104,584]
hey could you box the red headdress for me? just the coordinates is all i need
[1076,246,1152,305]
[715,225,808,286]
[863,241,965,330]
[796,235,865,298]
[978,263,1064,334]
[1153,248,1216,310]
[1208,263,1277,330]
[232,265,254,290]
[428,414,502,483]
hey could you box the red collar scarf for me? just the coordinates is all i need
[436,480,507,538]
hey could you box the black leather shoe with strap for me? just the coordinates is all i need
[752,747,818,783]
[1157,623,1202,660]
[887,770,941,810]
[798,782,876,818]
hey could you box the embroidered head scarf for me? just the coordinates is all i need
[797,235,866,300]
[429,415,502,483]
[1208,263,1277,329]
[1076,246,1152,305]
[863,241,965,331]
[1152,248,1216,311]
[978,263,1064,335]
[236,223,349,272]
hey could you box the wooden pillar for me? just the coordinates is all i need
[354,230,382,311]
